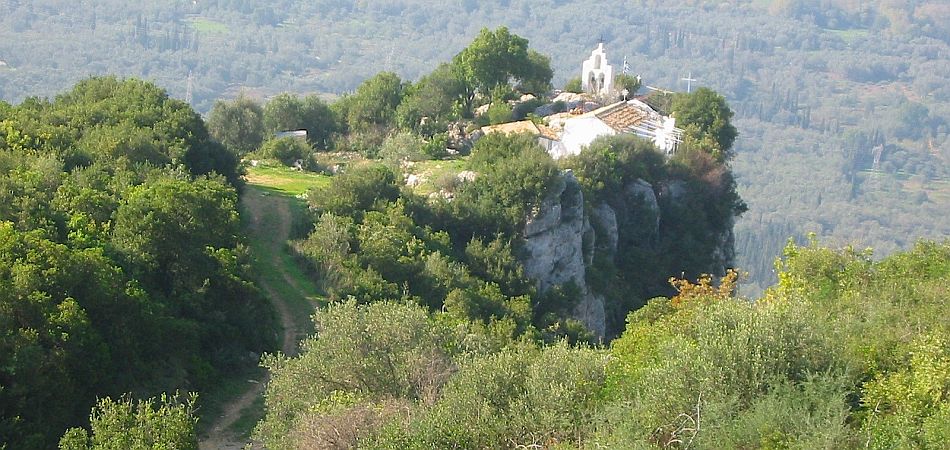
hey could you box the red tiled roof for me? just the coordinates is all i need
[594,102,651,132]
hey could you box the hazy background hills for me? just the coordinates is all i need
[2,0,947,294]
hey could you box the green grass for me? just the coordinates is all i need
[245,164,332,198]
[406,157,468,196]
[190,17,229,34]
[196,366,267,435]
[242,188,325,333]
[826,28,870,45]
[228,394,266,439]
[243,163,330,343]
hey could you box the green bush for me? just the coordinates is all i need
[258,136,311,166]
[564,76,583,93]
[255,300,454,450]
[370,342,607,449]
[447,133,559,239]
[59,393,198,450]
[563,133,667,203]
[306,164,399,218]
[485,102,512,125]
[602,288,844,447]
[378,131,426,165]
[421,133,450,159]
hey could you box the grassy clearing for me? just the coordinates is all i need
[405,157,468,196]
[242,186,324,332]
[243,163,328,330]
[190,17,229,34]
[245,163,332,198]
[826,28,870,45]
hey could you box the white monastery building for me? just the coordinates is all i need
[480,43,684,161]
[554,99,682,159]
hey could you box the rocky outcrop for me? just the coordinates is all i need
[520,171,735,339]
[590,203,618,258]
[522,172,667,338]
[523,172,590,293]
[522,172,605,337]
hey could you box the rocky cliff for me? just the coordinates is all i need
[521,170,735,339]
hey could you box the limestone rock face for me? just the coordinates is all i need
[626,179,659,217]
[590,203,618,257]
[523,173,587,293]
[522,172,606,337]
[519,172,734,340]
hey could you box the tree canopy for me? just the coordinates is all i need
[206,93,264,155]
[453,27,553,98]
[672,87,739,160]
[0,78,273,449]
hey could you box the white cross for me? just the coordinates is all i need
[681,72,698,93]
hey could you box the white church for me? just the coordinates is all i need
[557,43,682,157]
[482,42,683,159]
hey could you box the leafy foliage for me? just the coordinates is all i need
[306,163,400,218]
[59,393,198,450]
[614,73,642,96]
[445,133,560,239]
[0,79,273,449]
[206,93,265,155]
[263,93,338,149]
[255,300,453,450]
[260,239,950,448]
[257,136,311,166]
[2,0,948,298]
[453,27,552,97]
[334,72,405,133]
[672,87,738,161]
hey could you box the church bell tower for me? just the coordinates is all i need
[581,42,614,95]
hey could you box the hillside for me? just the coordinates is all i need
[2,9,949,445]
[2,0,947,293]
[1,61,745,446]
[253,239,950,448]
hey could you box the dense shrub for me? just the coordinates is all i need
[306,164,400,218]
[257,136,311,166]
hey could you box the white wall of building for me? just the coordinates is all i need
[556,116,617,159]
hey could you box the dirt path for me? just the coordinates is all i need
[199,188,310,450]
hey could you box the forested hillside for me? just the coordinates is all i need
[203,27,745,340]
[2,24,750,446]
[2,0,946,293]
[2,1,949,448]
[0,77,274,449]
